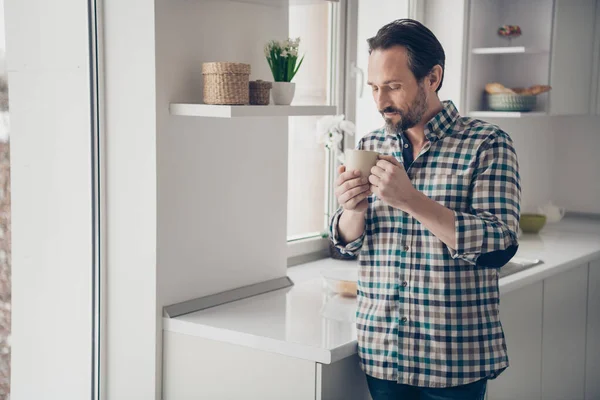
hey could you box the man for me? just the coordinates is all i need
[329,19,520,400]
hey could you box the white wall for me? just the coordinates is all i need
[552,116,600,214]
[486,117,559,213]
[424,0,466,112]
[484,116,600,215]
[5,0,94,398]
[155,0,289,310]
[103,0,159,398]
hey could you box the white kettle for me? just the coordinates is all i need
[537,201,566,223]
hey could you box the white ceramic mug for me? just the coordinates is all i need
[344,149,379,179]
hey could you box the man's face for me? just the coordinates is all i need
[367,46,429,134]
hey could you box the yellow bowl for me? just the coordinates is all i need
[520,213,546,233]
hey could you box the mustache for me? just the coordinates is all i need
[380,107,401,115]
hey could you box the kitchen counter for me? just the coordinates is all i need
[163,217,600,365]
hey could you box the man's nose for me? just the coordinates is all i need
[375,89,391,112]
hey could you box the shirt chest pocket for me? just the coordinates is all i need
[414,174,471,211]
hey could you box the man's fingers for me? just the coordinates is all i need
[335,169,360,186]
[345,190,371,210]
[368,174,381,186]
[370,165,386,178]
[335,176,369,196]
[338,183,370,205]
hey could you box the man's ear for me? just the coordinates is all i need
[428,65,443,92]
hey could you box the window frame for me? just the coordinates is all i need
[286,0,347,264]
[287,0,423,264]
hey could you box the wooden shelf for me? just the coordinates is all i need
[169,103,337,118]
[468,111,547,118]
[472,47,549,55]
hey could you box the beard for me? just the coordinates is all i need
[381,84,428,135]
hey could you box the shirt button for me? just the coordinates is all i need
[404,143,409,148]
[403,245,410,251]
[401,316,408,323]
[402,281,408,287]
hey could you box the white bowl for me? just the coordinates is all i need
[320,267,358,297]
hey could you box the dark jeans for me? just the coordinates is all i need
[366,375,487,400]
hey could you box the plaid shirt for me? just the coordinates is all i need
[330,101,521,388]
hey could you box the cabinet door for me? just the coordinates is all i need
[487,282,543,400]
[586,261,600,400]
[317,354,372,400]
[549,0,596,115]
[163,332,317,400]
[542,264,588,400]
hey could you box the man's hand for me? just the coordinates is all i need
[334,165,371,214]
[369,155,417,210]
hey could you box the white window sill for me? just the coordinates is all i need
[287,236,330,266]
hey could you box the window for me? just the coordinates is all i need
[287,2,339,244]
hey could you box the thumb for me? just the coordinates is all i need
[338,165,346,174]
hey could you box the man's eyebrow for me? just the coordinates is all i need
[366,80,403,86]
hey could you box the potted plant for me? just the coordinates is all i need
[264,38,304,105]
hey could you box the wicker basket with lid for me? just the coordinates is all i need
[202,62,251,105]
[249,80,272,105]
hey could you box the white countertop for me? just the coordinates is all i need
[163,217,600,364]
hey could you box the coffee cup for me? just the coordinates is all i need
[344,149,379,178]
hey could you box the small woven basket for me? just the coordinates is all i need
[249,80,272,105]
[202,62,251,105]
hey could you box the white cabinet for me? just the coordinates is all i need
[317,354,372,400]
[163,331,372,400]
[548,0,596,115]
[594,0,600,115]
[487,282,543,400]
[542,264,588,400]
[163,331,316,399]
[464,0,597,117]
[586,261,600,400]
[489,262,599,400]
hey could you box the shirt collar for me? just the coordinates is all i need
[386,100,460,143]
[424,100,459,142]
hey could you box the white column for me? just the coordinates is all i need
[5,0,94,398]
[102,0,159,398]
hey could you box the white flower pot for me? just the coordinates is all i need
[271,82,296,105]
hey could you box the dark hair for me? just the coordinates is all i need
[367,19,445,93]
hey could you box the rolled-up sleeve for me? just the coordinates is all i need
[329,206,365,257]
[448,132,521,265]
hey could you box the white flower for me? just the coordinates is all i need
[339,120,356,136]
[315,114,355,156]
[316,115,344,140]
[330,129,344,144]
[281,50,288,57]
[290,48,298,57]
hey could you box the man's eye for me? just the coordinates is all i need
[372,86,379,92]
[389,85,400,90]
